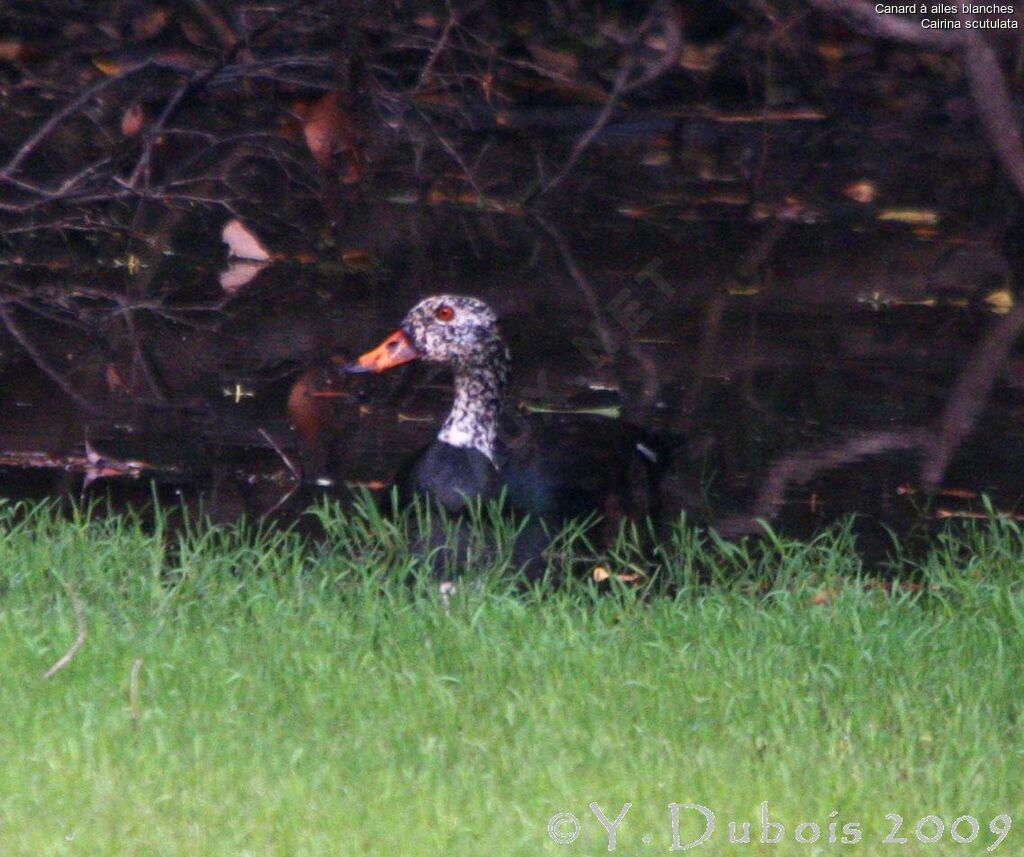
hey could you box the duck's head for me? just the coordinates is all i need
[347,294,506,374]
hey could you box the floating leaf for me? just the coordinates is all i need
[222,383,255,403]
[877,208,940,226]
[641,150,671,167]
[936,508,1024,522]
[983,288,1014,315]
[342,248,377,271]
[519,401,621,418]
[843,180,877,204]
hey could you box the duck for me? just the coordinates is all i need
[346,294,674,568]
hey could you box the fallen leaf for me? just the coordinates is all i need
[92,56,122,75]
[299,91,365,181]
[811,588,839,606]
[679,42,723,72]
[817,42,846,63]
[302,91,343,169]
[221,219,271,261]
[592,566,644,584]
[132,9,169,39]
[0,40,25,61]
[105,364,130,395]
[121,103,145,137]
[526,42,580,77]
[936,508,1024,522]
[288,368,334,444]
[983,288,1015,315]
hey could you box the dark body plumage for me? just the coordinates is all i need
[400,440,502,511]
[349,295,673,571]
[399,416,664,518]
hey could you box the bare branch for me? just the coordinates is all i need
[960,21,1024,198]
[715,429,929,538]
[805,0,963,49]
[529,3,682,198]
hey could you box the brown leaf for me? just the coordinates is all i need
[0,40,25,61]
[810,587,839,606]
[843,180,878,204]
[132,9,169,40]
[525,43,580,77]
[288,368,332,444]
[592,566,645,585]
[105,364,130,396]
[303,92,343,169]
[342,248,377,271]
[345,480,390,490]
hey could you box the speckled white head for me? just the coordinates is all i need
[346,294,507,462]
[402,296,508,460]
[399,295,504,368]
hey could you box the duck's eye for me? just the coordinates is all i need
[434,305,455,322]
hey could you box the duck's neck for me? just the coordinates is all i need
[437,340,509,463]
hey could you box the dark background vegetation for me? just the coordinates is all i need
[2,0,1024,545]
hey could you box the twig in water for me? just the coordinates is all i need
[259,427,302,483]
[0,304,103,415]
[530,3,682,199]
[259,426,302,515]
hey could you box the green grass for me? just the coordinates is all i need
[0,498,1022,855]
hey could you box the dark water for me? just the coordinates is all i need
[2,198,1022,556]
[1,88,1022,554]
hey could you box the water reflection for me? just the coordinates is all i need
[0,207,1020,548]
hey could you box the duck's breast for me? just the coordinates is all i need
[403,440,502,513]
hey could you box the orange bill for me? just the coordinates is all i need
[345,329,419,373]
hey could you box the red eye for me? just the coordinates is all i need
[435,305,455,322]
